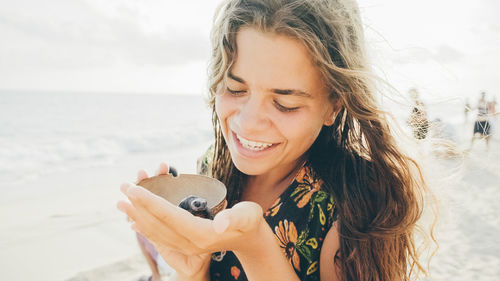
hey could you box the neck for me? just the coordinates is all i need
[240,156,306,211]
[246,155,307,192]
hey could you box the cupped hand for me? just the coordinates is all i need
[129,163,211,280]
[118,163,266,280]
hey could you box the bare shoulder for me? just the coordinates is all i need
[320,222,340,281]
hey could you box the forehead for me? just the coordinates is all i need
[231,27,325,92]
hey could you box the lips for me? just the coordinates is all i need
[231,131,279,157]
[235,133,274,151]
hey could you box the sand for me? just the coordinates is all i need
[0,132,499,281]
[0,142,209,281]
[422,135,500,280]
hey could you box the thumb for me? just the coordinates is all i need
[212,201,263,234]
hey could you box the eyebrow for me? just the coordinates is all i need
[228,71,313,98]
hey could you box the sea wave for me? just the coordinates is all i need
[0,91,214,185]
[0,127,212,185]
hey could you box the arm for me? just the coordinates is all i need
[320,223,341,281]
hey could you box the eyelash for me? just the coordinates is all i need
[226,87,245,96]
[274,101,299,112]
[226,87,300,113]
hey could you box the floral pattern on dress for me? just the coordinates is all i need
[291,165,323,208]
[275,219,301,271]
[230,266,241,280]
[210,161,336,281]
[264,197,282,217]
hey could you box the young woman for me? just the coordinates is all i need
[118,0,429,280]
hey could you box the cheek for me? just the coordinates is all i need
[214,95,222,119]
[215,93,238,131]
[272,111,324,144]
[215,94,229,122]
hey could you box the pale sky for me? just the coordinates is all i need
[0,0,499,100]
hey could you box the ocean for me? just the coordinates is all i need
[0,91,213,186]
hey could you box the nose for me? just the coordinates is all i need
[234,94,270,132]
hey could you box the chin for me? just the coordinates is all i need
[230,155,270,176]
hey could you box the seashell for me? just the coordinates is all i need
[137,173,227,215]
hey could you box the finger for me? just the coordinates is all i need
[156,162,170,176]
[213,201,263,234]
[136,170,149,183]
[123,183,182,216]
[125,184,203,224]
[118,187,183,244]
[124,183,217,249]
[124,184,213,253]
[134,209,205,254]
[120,182,136,196]
[118,184,135,222]
[124,184,211,245]
[117,200,139,222]
[118,197,199,252]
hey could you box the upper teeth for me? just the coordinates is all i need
[236,134,273,151]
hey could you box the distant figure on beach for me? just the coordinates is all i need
[464,98,471,123]
[471,92,491,149]
[407,88,429,140]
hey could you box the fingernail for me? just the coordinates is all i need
[116,201,125,212]
[127,185,143,199]
[137,170,148,181]
[120,182,131,192]
[130,222,139,232]
[160,162,169,171]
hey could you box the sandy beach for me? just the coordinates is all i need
[0,124,498,281]
[0,142,210,281]
[422,135,500,280]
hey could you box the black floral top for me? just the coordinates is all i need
[205,158,337,281]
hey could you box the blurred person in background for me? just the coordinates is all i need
[407,88,429,140]
[470,91,491,149]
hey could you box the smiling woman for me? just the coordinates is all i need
[216,28,336,178]
[118,1,432,281]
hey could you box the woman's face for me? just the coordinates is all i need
[215,27,335,177]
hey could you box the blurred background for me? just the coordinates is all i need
[0,0,498,280]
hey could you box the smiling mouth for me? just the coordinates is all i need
[234,132,277,151]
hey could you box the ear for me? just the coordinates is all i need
[323,100,341,126]
[323,113,335,126]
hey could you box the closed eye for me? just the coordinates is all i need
[226,86,299,112]
[226,87,246,96]
[274,100,300,112]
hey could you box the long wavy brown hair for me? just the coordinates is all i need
[207,0,432,280]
